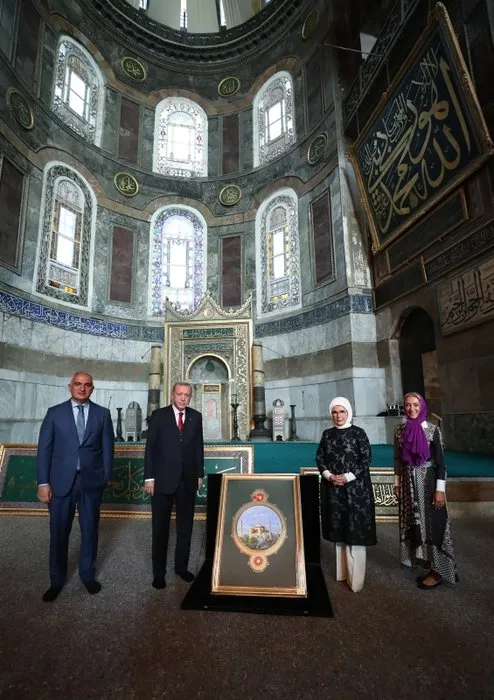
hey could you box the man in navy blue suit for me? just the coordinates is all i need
[144,382,204,589]
[37,371,114,602]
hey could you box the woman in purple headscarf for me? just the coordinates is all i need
[394,392,457,588]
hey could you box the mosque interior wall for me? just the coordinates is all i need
[1,0,493,452]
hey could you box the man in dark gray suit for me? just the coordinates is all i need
[37,372,114,602]
[144,382,204,589]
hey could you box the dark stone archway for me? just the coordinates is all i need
[399,307,441,415]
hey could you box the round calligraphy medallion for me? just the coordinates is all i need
[114,172,139,197]
[7,88,34,130]
[218,76,241,98]
[307,132,328,165]
[120,56,147,82]
[301,9,319,40]
[219,184,241,207]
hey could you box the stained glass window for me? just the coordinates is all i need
[150,206,207,315]
[53,37,104,145]
[48,180,83,293]
[256,190,301,316]
[253,72,295,167]
[36,165,94,306]
[154,98,207,177]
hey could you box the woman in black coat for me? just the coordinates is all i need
[316,396,376,592]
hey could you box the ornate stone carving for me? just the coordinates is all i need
[163,290,252,322]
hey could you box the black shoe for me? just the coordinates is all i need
[42,585,63,603]
[152,578,166,589]
[83,580,102,595]
[176,570,195,583]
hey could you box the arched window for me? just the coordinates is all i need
[253,71,295,167]
[35,164,95,306]
[53,36,105,145]
[150,206,207,315]
[154,98,208,177]
[256,189,301,316]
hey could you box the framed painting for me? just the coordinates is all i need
[299,467,398,522]
[349,3,493,252]
[211,474,307,597]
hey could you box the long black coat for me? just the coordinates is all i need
[316,425,377,546]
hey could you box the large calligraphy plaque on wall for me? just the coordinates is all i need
[349,3,492,252]
[436,254,494,335]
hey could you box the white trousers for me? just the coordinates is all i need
[335,543,367,592]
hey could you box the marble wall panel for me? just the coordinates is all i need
[63,330,83,358]
[110,337,126,362]
[350,313,377,343]
[30,323,65,355]
[101,88,120,155]
[0,0,16,57]
[140,108,155,171]
[353,374,387,416]
[260,314,353,360]
[240,108,253,171]
[0,380,16,419]
[95,336,114,362]
[14,379,37,420]
[2,314,32,348]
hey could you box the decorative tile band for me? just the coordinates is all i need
[255,293,373,337]
[0,290,373,342]
[0,290,164,342]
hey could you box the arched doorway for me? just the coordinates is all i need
[399,307,441,415]
[188,355,230,441]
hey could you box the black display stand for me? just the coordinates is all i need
[181,474,333,617]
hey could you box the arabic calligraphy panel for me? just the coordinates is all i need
[350,4,492,251]
[437,254,494,335]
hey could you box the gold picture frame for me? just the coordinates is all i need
[211,474,307,597]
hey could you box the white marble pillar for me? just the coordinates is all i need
[187,0,219,33]
[147,0,181,30]
[125,0,140,9]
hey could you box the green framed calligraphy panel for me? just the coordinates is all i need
[0,444,253,517]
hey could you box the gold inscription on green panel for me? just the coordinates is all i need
[114,172,139,197]
[121,56,147,82]
[218,76,241,97]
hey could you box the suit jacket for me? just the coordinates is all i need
[36,399,115,497]
[144,405,204,494]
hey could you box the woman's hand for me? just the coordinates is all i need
[433,491,446,508]
[330,474,346,487]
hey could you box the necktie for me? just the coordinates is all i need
[77,404,85,443]
[178,411,184,431]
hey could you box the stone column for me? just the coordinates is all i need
[142,345,162,436]
[249,342,271,441]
